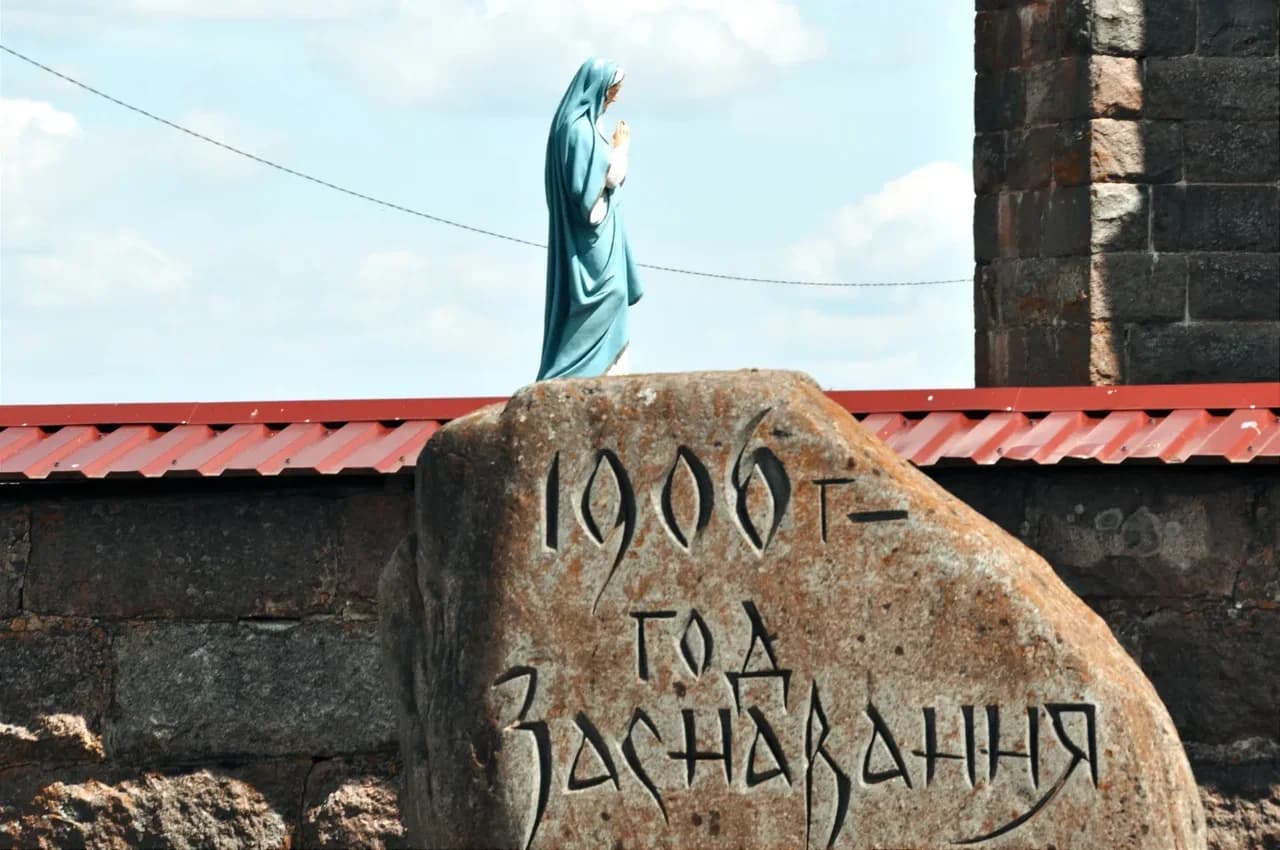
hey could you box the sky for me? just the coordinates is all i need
[0,1,976,403]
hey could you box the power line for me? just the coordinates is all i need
[1,44,969,290]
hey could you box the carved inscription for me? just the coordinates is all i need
[517,441,1101,847]
[495,601,1102,849]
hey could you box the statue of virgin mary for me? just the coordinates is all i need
[536,57,643,380]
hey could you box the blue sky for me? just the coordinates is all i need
[1,1,975,403]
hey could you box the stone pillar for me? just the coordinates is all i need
[974,0,1280,385]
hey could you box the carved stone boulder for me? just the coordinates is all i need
[379,370,1206,849]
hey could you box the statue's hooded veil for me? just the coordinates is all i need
[538,57,643,380]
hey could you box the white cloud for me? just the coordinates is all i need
[786,161,972,285]
[16,229,192,306]
[9,0,823,104]
[730,160,975,389]
[319,0,825,105]
[0,98,81,194]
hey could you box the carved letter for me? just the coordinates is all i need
[804,683,851,850]
[667,708,733,787]
[630,611,676,681]
[746,706,792,788]
[660,447,713,550]
[911,706,969,787]
[579,449,637,613]
[621,709,668,822]
[730,411,791,554]
[862,703,913,789]
[726,600,792,713]
[493,667,552,850]
[679,609,714,678]
[567,712,620,792]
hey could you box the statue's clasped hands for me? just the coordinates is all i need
[612,120,631,152]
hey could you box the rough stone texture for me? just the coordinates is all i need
[1198,0,1280,56]
[1089,55,1142,117]
[111,621,395,760]
[381,371,1207,849]
[0,764,303,850]
[25,485,341,619]
[0,620,111,730]
[1090,119,1182,183]
[1146,58,1280,121]
[1188,253,1280,322]
[1126,322,1280,384]
[1128,606,1280,747]
[1090,252,1187,321]
[1093,0,1197,56]
[1,505,30,618]
[0,715,105,768]
[338,484,414,618]
[1184,121,1280,183]
[1153,185,1280,253]
[1090,182,1149,251]
[1024,470,1256,600]
[1195,756,1280,850]
[975,323,1092,386]
[302,757,407,850]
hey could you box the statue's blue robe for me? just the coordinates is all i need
[537,58,643,381]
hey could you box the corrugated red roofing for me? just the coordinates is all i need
[0,383,1276,481]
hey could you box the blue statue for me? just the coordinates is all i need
[537,58,643,380]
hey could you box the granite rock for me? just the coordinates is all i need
[380,371,1206,849]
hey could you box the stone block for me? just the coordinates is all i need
[0,505,28,618]
[977,324,1093,385]
[1026,469,1255,599]
[974,264,998,333]
[302,756,408,850]
[1089,56,1142,118]
[974,193,1000,262]
[1017,0,1090,63]
[1188,253,1280,321]
[1091,183,1150,251]
[1185,120,1280,183]
[1154,185,1280,253]
[1023,57,1090,123]
[0,621,111,730]
[1089,319,1126,383]
[975,69,1025,131]
[994,255,1091,326]
[1127,322,1280,383]
[975,9,1021,72]
[336,484,413,615]
[926,469,1032,541]
[1042,185,1091,256]
[1091,252,1188,322]
[1090,119,1182,183]
[973,131,1007,194]
[382,371,1205,846]
[1093,0,1196,55]
[110,621,395,760]
[1236,473,1280,605]
[1006,125,1055,190]
[26,485,341,619]
[1013,189,1047,256]
[1199,0,1280,56]
[1134,607,1280,746]
[1147,57,1280,120]
[0,761,309,850]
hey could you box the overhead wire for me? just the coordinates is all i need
[1,44,969,289]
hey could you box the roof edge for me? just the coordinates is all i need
[0,383,1276,428]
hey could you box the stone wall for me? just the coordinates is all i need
[974,0,1280,385]
[0,478,413,850]
[2,466,1276,847]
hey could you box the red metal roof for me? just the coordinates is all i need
[0,384,1276,481]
